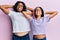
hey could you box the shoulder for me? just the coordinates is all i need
[8,10,16,16]
[44,15,50,19]
[43,15,50,22]
[29,16,34,22]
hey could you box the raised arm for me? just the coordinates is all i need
[0,5,13,15]
[22,11,32,20]
[27,7,34,12]
[45,11,58,19]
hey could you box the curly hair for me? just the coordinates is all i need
[13,1,26,12]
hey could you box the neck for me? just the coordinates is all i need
[19,11,22,13]
[37,16,41,20]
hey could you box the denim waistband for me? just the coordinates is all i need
[13,33,29,38]
[33,37,46,40]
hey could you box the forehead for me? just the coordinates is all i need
[36,7,41,10]
[18,3,23,6]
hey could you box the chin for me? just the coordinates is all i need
[18,10,22,12]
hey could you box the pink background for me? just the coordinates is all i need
[0,0,60,40]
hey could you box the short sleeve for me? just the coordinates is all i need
[8,10,14,21]
[8,10,12,16]
[29,17,33,22]
[8,10,15,16]
[44,15,50,22]
[26,10,32,15]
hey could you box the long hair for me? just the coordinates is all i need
[13,1,26,12]
[34,7,44,18]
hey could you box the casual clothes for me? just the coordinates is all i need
[29,15,50,40]
[13,33,30,40]
[33,37,46,40]
[8,10,30,33]
[29,15,50,35]
[8,10,30,40]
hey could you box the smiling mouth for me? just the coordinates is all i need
[18,8,21,10]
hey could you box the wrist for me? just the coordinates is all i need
[0,6,1,9]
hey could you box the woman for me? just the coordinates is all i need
[0,1,31,40]
[22,7,58,40]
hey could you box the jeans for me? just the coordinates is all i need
[12,33,30,40]
[33,37,46,40]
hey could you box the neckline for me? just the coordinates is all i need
[35,17,43,21]
[17,12,22,14]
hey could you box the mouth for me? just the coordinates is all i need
[18,8,21,10]
[18,8,22,11]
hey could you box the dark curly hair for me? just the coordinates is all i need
[13,1,26,12]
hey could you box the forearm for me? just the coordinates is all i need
[45,11,58,19]
[45,11,57,14]
[22,11,31,20]
[0,5,13,15]
[0,5,13,9]
[27,7,34,12]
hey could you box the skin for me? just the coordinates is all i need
[0,5,13,15]
[0,3,31,36]
[22,7,58,39]
[17,3,23,12]
[35,8,42,19]
[0,4,58,37]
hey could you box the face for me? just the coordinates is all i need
[36,7,42,16]
[17,3,23,12]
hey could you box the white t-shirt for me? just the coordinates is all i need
[8,10,30,33]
